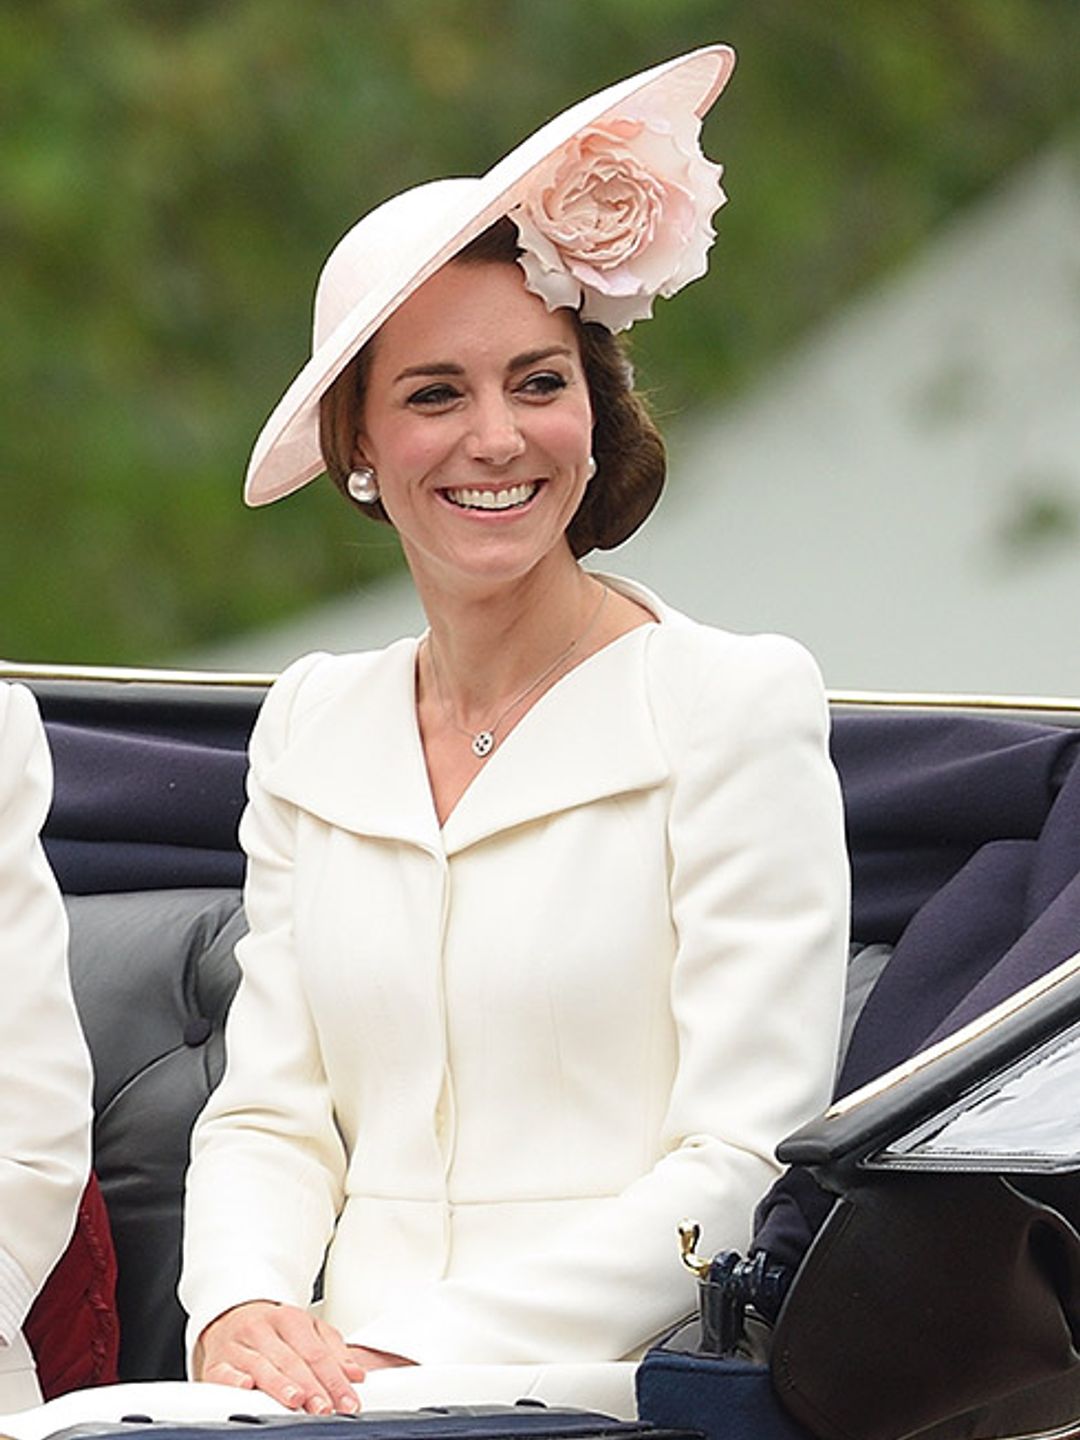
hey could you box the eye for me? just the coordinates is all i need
[517,371,568,400]
[406,382,462,409]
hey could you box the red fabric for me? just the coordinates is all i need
[24,1173,120,1398]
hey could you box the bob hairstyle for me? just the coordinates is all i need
[318,218,666,559]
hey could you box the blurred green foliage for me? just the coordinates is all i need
[4,0,1079,662]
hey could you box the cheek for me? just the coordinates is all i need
[541,399,593,462]
[368,419,453,479]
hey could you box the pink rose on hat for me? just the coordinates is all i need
[511,106,726,333]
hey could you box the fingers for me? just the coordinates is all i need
[281,1312,365,1413]
[347,1344,416,1371]
[200,1360,256,1390]
[197,1301,363,1414]
[342,1352,369,1381]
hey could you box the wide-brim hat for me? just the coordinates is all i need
[245,43,736,506]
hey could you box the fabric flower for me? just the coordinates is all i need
[510,105,726,332]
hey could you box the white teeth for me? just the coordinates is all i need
[445,482,538,511]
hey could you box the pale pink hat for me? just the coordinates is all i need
[245,44,736,506]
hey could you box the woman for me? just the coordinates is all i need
[180,45,849,1421]
[0,683,93,1411]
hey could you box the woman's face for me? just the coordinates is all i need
[356,259,594,595]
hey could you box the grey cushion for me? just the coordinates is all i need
[66,888,245,1381]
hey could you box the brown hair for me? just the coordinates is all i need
[318,218,666,557]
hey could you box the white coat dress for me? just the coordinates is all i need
[180,578,849,1414]
[0,684,93,1411]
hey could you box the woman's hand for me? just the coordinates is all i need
[196,1301,368,1414]
[347,1344,416,1372]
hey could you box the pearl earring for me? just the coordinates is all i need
[586,456,597,481]
[347,466,380,504]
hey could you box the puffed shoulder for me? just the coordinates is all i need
[604,572,828,717]
[642,620,831,758]
[247,641,418,767]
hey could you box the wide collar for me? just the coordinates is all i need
[262,607,671,858]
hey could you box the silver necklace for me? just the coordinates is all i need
[429,584,609,759]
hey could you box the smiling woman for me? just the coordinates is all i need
[169,44,851,1424]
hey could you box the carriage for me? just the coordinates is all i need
[9,659,1080,1440]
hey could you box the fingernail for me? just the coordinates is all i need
[311,1398,332,1415]
[339,1394,360,1415]
[282,1387,302,1407]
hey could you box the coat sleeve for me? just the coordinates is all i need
[179,656,349,1359]
[0,684,92,1345]
[345,630,850,1363]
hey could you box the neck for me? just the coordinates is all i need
[416,557,602,730]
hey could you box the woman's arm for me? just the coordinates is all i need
[180,658,367,1412]
[0,684,92,1343]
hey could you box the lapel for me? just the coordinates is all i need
[262,638,443,855]
[442,625,668,855]
[259,625,669,857]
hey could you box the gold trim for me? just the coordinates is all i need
[825,950,1080,1121]
[678,1219,711,1278]
[0,661,274,687]
[3,664,1079,712]
[829,688,1080,713]
[1004,1423,1080,1439]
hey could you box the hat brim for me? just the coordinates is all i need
[245,44,736,506]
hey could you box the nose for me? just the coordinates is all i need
[465,392,526,467]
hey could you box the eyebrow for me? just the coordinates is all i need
[391,346,575,385]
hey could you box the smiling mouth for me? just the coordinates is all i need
[443,482,539,511]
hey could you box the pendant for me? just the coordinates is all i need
[472,730,495,759]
